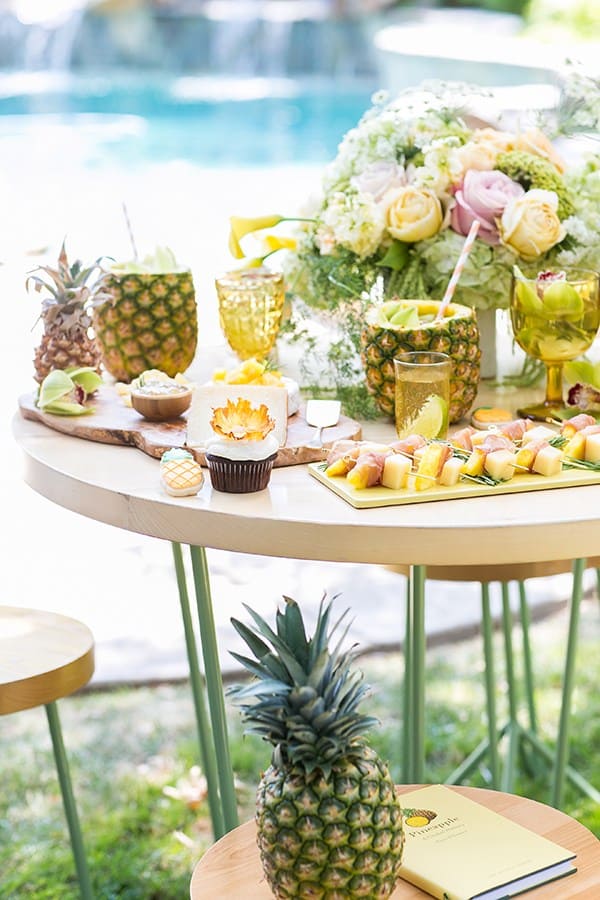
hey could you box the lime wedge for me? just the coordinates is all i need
[398,394,448,440]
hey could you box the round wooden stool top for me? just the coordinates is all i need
[0,606,95,714]
[190,785,600,899]
[384,558,600,583]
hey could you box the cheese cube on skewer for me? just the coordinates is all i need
[484,449,517,482]
[585,433,600,464]
[532,445,563,477]
[438,456,463,486]
[521,425,556,445]
[381,454,411,490]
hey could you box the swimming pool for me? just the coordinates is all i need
[0,72,376,169]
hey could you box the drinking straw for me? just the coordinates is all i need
[434,219,480,321]
[121,201,139,260]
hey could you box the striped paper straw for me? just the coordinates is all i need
[435,219,480,321]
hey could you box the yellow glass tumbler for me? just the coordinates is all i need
[215,269,285,361]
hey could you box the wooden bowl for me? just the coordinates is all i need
[130,387,192,421]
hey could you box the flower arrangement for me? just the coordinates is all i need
[228,77,600,412]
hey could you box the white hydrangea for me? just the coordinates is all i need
[321,190,385,259]
[413,137,463,196]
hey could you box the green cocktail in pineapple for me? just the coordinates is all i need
[510,267,600,420]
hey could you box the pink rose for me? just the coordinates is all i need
[451,169,524,245]
[351,161,406,202]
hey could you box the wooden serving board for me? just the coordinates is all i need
[308,461,600,508]
[18,386,362,468]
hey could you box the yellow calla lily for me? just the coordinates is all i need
[263,235,297,253]
[228,214,284,258]
[235,256,267,270]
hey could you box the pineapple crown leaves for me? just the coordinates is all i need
[228,594,379,775]
[26,241,113,323]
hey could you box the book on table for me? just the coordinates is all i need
[398,785,576,899]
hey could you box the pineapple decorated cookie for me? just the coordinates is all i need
[159,448,204,497]
[26,241,112,383]
[229,595,405,900]
[93,246,198,382]
[361,299,481,424]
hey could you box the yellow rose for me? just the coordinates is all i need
[455,140,499,174]
[499,189,566,261]
[385,187,443,243]
[472,128,515,153]
[513,128,566,174]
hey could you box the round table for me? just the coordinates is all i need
[189,785,600,899]
[12,382,600,829]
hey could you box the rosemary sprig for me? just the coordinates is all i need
[561,456,600,472]
[549,435,568,448]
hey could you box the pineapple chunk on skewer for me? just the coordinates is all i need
[461,446,487,477]
[414,443,452,491]
[562,431,586,460]
[561,413,596,438]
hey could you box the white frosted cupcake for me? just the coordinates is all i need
[205,398,278,493]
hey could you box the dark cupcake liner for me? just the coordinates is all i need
[206,453,277,493]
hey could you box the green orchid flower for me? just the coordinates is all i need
[37,366,102,415]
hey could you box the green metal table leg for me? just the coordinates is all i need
[518,581,538,735]
[45,702,93,900]
[500,583,518,793]
[551,558,586,809]
[411,565,426,783]
[402,573,413,784]
[480,582,500,788]
[171,542,225,839]
[189,545,239,833]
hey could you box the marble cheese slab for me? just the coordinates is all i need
[18,386,362,468]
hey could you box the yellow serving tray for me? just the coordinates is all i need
[308,461,600,509]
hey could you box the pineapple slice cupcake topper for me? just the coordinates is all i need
[228,594,405,899]
[210,397,275,442]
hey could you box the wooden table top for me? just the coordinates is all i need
[190,785,600,899]
[12,381,600,567]
[0,606,94,714]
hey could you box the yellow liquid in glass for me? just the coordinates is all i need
[395,371,450,440]
[216,270,285,361]
[511,281,600,362]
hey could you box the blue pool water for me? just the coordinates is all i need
[0,73,376,168]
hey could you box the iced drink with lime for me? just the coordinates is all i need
[394,352,451,440]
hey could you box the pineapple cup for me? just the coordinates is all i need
[93,271,198,382]
[361,299,481,425]
[228,596,405,900]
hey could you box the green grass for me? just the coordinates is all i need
[1,598,599,898]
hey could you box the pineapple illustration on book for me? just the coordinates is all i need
[228,594,405,899]
[26,241,112,383]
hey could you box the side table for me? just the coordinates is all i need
[189,785,600,899]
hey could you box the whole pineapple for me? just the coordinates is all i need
[361,299,481,424]
[229,595,404,900]
[92,247,197,382]
[26,241,111,383]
